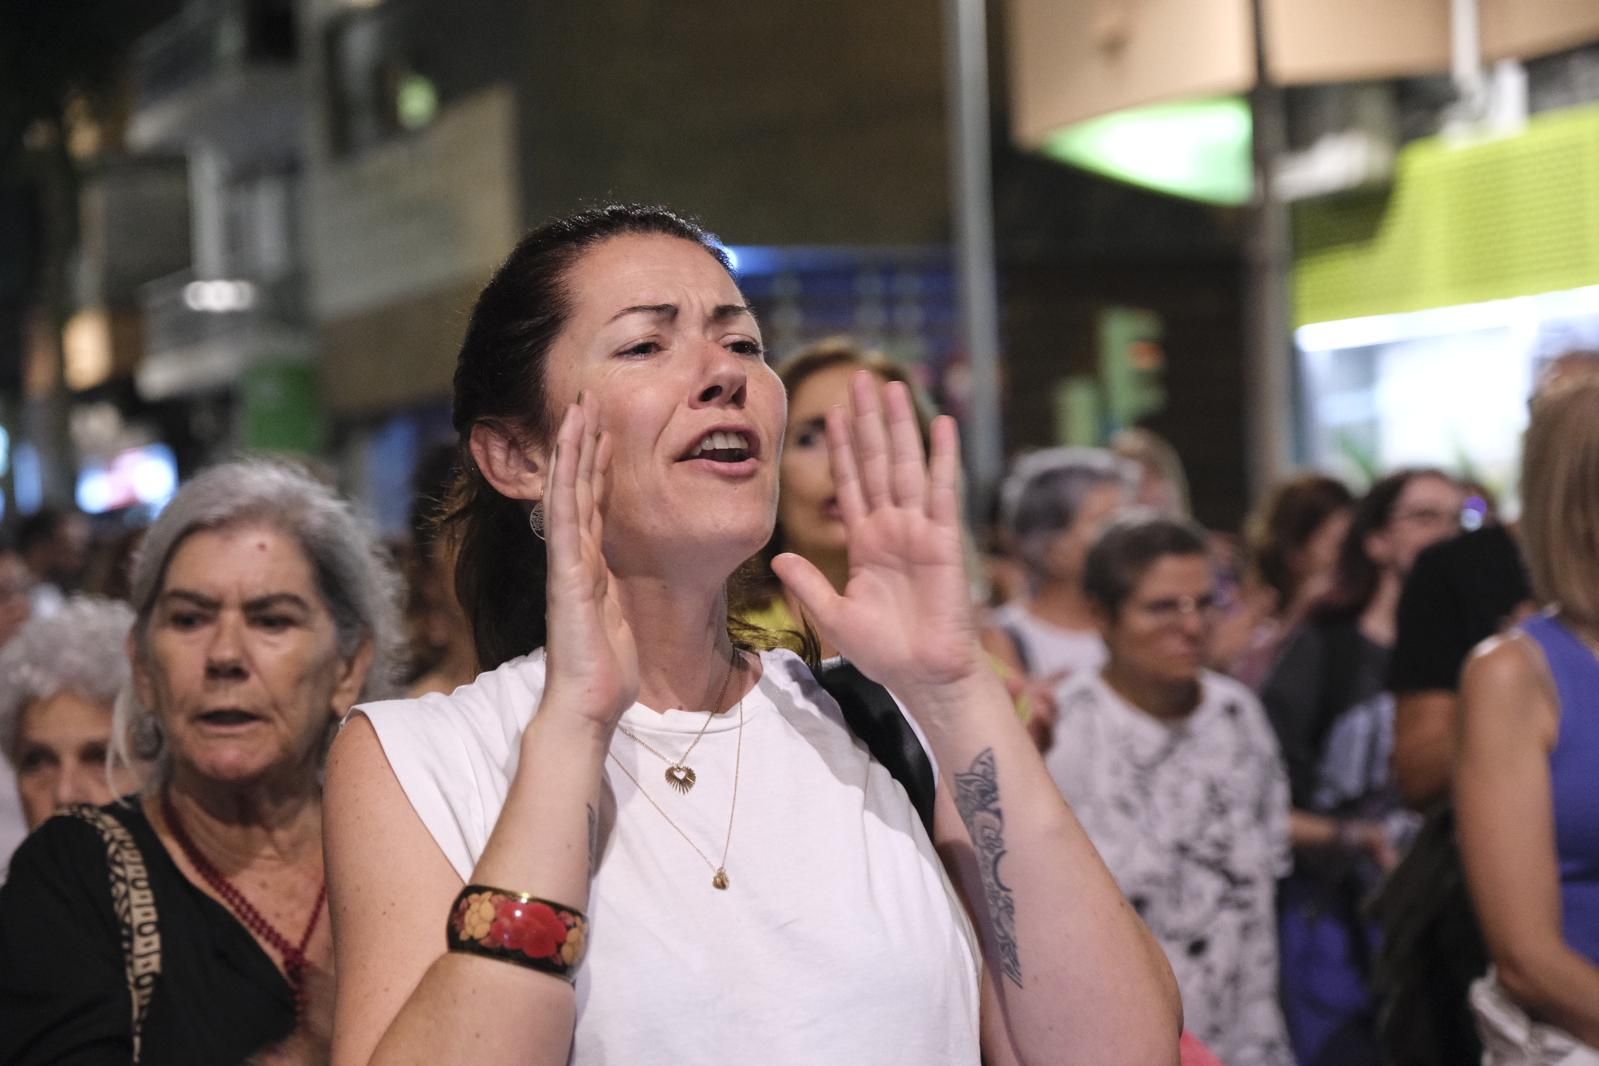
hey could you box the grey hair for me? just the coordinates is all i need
[110,459,406,787]
[0,596,135,766]
[1001,447,1137,580]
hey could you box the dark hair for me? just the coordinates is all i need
[1082,511,1210,618]
[1246,473,1354,604]
[444,204,733,671]
[1313,467,1452,622]
[409,441,460,554]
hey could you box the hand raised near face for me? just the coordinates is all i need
[537,395,639,731]
[771,373,984,707]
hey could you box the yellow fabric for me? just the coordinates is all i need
[742,596,1029,721]
[742,596,800,636]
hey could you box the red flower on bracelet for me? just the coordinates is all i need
[491,897,567,956]
[449,887,588,974]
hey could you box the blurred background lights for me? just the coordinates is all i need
[182,279,257,313]
[395,73,439,130]
[74,443,179,515]
[1041,96,1255,207]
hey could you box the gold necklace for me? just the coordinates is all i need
[607,675,744,890]
[615,653,734,794]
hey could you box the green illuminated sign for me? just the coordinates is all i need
[1040,96,1254,206]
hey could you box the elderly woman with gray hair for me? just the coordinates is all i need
[0,596,139,836]
[0,460,403,1066]
[985,447,1134,688]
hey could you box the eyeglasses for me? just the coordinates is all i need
[1130,593,1218,626]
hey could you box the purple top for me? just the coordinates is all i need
[1522,613,1599,965]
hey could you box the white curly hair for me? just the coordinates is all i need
[110,458,407,788]
[0,596,136,765]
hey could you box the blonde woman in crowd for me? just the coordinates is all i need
[1457,376,1599,1059]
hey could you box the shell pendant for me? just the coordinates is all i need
[664,765,696,793]
[712,868,730,890]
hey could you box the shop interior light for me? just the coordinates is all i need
[1295,284,1599,352]
[1040,96,1254,206]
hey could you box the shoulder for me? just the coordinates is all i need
[353,651,546,764]
[1462,628,1546,692]
[1201,671,1278,735]
[1054,667,1106,708]
[340,652,548,880]
[1,802,129,920]
[1461,628,1553,708]
[1051,670,1118,734]
[1460,630,1558,745]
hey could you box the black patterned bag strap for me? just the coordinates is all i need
[814,660,938,835]
[65,804,163,1065]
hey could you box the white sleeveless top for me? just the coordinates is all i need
[354,648,982,1064]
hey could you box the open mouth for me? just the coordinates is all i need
[196,709,261,727]
[684,430,754,464]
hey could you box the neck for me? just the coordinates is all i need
[615,574,742,712]
[1027,578,1098,630]
[1359,570,1402,647]
[436,632,480,688]
[159,765,323,871]
[1101,661,1201,722]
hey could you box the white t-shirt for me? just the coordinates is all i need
[988,602,1105,684]
[354,648,981,1065]
[1045,669,1294,1066]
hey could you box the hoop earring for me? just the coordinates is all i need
[528,503,545,541]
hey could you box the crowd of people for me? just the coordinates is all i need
[0,203,1593,1065]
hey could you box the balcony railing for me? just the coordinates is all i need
[139,269,309,397]
[134,0,296,109]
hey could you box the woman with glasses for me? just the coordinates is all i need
[1044,512,1294,1066]
[1259,467,1463,1065]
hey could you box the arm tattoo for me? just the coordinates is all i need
[586,803,599,877]
[952,747,1023,987]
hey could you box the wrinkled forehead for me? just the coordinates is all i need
[157,521,320,599]
[563,234,748,332]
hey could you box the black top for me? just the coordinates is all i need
[0,799,296,1065]
[1260,618,1391,809]
[1386,525,1532,695]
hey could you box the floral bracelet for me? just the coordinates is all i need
[446,884,589,981]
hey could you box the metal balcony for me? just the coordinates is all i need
[138,269,311,399]
[129,0,301,159]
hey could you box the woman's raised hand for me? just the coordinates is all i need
[537,395,639,729]
[772,373,984,705]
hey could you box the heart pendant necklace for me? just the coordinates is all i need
[615,652,735,794]
[607,658,745,891]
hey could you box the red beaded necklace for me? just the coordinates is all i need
[161,791,327,1015]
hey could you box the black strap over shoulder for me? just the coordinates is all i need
[813,660,938,835]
